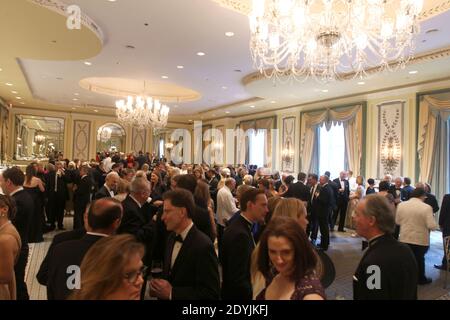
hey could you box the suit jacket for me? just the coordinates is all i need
[221,214,255,300]
[439,194,450,236]
[117,195,154,245]
[401,185,415,201]
[353,234,417,300]
[46,171,68,200]
[313,184,334,218]
[163,225,220,300]
[284,181,310,202]
[74,175,92,209]
[425,192,440,213]
[333,178,350,204]
[37,228,86,286]
[94,185,113,200]
[45,234,105,300]
[193,205,214,242]
[11,189,34,245]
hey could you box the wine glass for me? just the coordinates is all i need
[150,260,163,279]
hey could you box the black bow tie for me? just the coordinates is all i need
[174,234,183,243]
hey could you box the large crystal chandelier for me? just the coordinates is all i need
[249,0,423,82]
[115,82,170,130]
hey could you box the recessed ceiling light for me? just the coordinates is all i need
[11,91,18,94]
[357,81,365,85]
[73,98,78,101]
[177,65,184,69]
[409,70,418,74]
[16,97,22,100]
[5,83,13,86]
[0,68,2,72]
[31,116,35,119]
[270,100,276,104]
[250,105,255,108]
[94,110,98,113]
[225,111,231,114]
[197,52,206,56]
[20,102,25,105]
[72,107,76,110]
[84,61,92,66]
[225,32,235,37]
[161,75,169,79]
[222,86,227,90]
[108,0,117,2]
[321,89,329,93]
[74,93,79,96]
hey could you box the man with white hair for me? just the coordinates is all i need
[216,178,238,256]
[94,171,120,199]
[217,167,231,190]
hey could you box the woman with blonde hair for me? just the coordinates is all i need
[70,234,145,300]
[114,179,131,202]
[346,175,365,235]
[272,198,309,231]
[0,195,21,300]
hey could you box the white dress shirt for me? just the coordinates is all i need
[104,184,114,197]
[396,197,438,246]
[171,222,194,268]
[216,186,238,227]
[9,187,24,197]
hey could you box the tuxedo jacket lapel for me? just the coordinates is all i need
[164,234,175,279]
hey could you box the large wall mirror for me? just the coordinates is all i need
[14,115,64,161]
[96,123,126,153]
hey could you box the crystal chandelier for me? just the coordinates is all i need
[249,0,423,82]
[115,82,170,130]
[98,127,112,142]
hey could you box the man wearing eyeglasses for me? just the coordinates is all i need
[37,198,123,300]
[149,189,220,300]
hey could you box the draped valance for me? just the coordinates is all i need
[300,104,363,175]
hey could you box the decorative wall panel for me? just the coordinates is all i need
[132,128,146,153]
[73,120,90,161]
[377,101,404,178]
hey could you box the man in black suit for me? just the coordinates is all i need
[73,165,92,230]
[46,161,68,230]
[94,171,120,199]
[435,193,450,270]
[332,171,350,232]
[283,172,310,203]
[149,189,220,300]
[353,194,418,299]
[424,183,440,214]
[0,167,34,300]
[221,188,268,300]
[36,228,86,287]
[117,176,155,262]
[311,175,333,251]
[37,198,123,300]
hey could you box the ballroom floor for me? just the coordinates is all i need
[25,217,450,300]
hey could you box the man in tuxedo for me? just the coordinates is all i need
[94,171,120,199]
[38,198,123,300]
[332,171,350,232]
[283,172,310,204]
[221,188,268,300]
[312,175,333,251]
[117,176,155,262]
[389,177,403,206]
[149,189,220,300]
[353,194,418,299]
[46,161,68,230]
[435,193,450,270]
[73,165,92,230]
[0,167,33,300]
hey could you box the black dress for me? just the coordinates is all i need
[24,186,44,243]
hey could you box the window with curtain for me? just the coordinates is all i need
[319,123,345,179]
[447,118,450,194]
[159,138,164,158]
[249,129,266,168]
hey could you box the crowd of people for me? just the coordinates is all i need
[0,151,449,300]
